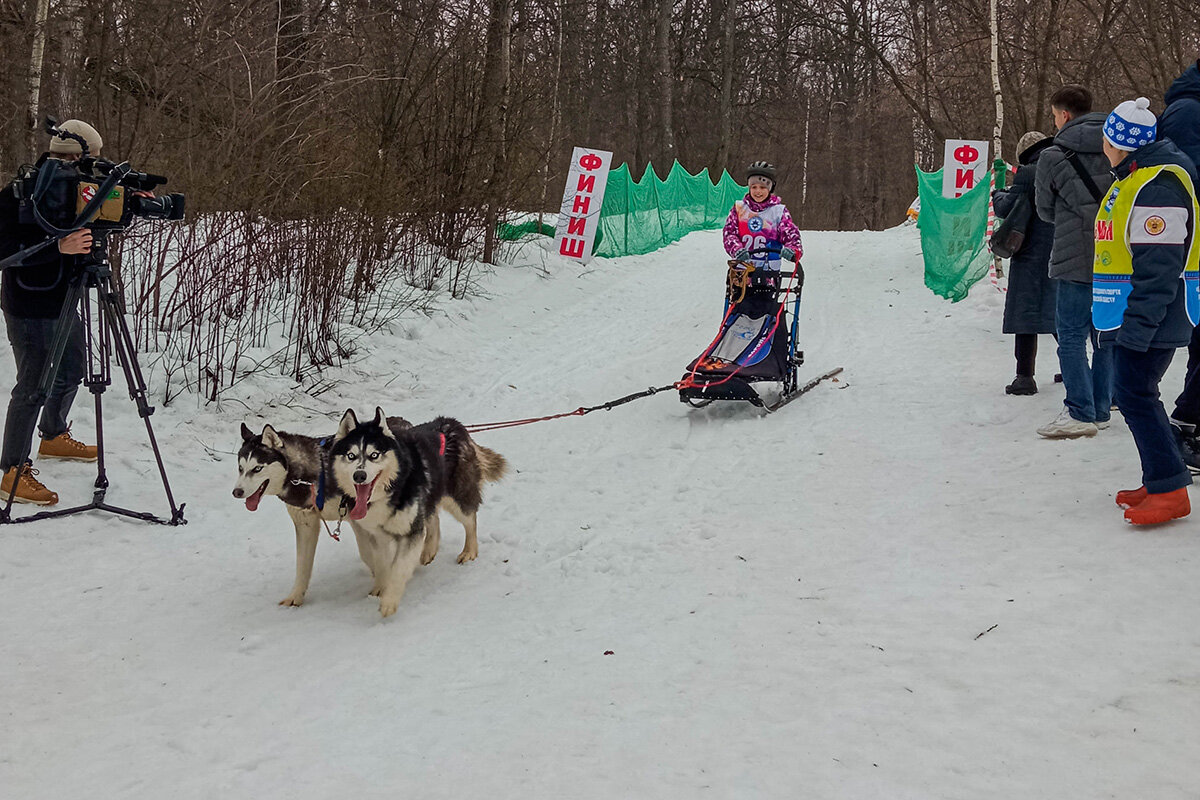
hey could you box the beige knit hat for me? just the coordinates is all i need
[1016,130,1048,158]
[47,119,103,156]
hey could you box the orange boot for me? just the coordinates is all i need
[0,462,59,505]
[38,424,98,462]
[1124,487,1191,525]
[1116,486,1148,509]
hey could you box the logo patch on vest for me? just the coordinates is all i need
[1096,220,1114,241]
[1129,206,1189,246]
[748,216,764,233]
[1104,187,1120,213]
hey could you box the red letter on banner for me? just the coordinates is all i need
[567,216,586,236]
[579,154,603,171]
[953,144,979,165]
[572,195,591,215]
[577,174,596,193]
[560,237,586,258]
[955,169,974,190]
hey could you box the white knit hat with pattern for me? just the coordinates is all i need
[1103,97,1157,152]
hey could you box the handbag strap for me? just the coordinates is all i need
[1062,148,1104,203]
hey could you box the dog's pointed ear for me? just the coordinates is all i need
[336,408,359,440]
[373,406,398,440]
[260,424,284,451]
[240,422,256,442]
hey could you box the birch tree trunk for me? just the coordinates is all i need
[26,0,51,155]
[989,0,1004,161]
[989,0,1005,278]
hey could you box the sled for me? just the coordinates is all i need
[678,247,840,411]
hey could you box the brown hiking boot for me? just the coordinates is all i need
[1,462,59,506]
[38,425,98,462]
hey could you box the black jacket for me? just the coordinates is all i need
[1100,140,1199,352]
[993,138,1057,333]
[0,157,79,319]
[1161,60,1200,171]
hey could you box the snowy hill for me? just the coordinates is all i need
[3,225,1199,798]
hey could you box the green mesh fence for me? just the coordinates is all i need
[916,165,992,302]
[497,219,555,240]
[499,160,745,258]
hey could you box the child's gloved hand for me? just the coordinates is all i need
[733,248,750,261]
[780,246,796,262]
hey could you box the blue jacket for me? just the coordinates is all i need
[1100,140,1199,352]
[1161,61,1200,170]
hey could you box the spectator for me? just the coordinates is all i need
[1035,85,1116,438]
[1096,98,1200,525]
[1158,58,1200,469]
[993,131,1058,395]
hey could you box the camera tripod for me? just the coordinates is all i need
[0,238,186,525]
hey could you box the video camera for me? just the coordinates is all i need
[13,117,184,238]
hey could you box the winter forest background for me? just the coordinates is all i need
[0,0,1198,399]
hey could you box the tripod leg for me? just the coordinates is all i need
[78,290,111,498]
[96,278,185,524]
[1,279,88,520]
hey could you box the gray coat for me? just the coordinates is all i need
[1034,112,1116,284]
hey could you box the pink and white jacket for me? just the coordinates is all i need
[722,194,803,271]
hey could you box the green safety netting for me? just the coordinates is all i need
[915,165,993,302]
[497,219,555,239]
[498,160,746,258]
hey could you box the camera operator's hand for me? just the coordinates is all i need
[58,229,93,255]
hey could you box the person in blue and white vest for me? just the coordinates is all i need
[1094,97,1200,525]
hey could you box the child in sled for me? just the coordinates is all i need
[723,160,804,280]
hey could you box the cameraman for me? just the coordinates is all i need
[0,120,101,506]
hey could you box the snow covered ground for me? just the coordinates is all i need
[3,225,1199,798]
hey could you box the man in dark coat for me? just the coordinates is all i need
[994,131,1057,394]
[0,120,102,506]
[1035,85,1117,438]
[1158,59,1200,469]
[1095,98,1200,525]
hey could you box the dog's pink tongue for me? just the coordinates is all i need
[245,483,266,512]
[351,480,374,520]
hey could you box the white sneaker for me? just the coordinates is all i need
[1096,419,1111,430]
[1037,407,1099,439]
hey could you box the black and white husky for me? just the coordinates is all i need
[232,416,411,606]
[329,407,508,618]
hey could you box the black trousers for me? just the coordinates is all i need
[2,310,86,471]
[1116,345,1192,494]
[1172,325,1200,426]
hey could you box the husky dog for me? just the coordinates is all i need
[233,416,410,606]
[329,407,507,618]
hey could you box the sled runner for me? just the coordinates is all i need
[679,248,840,412]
